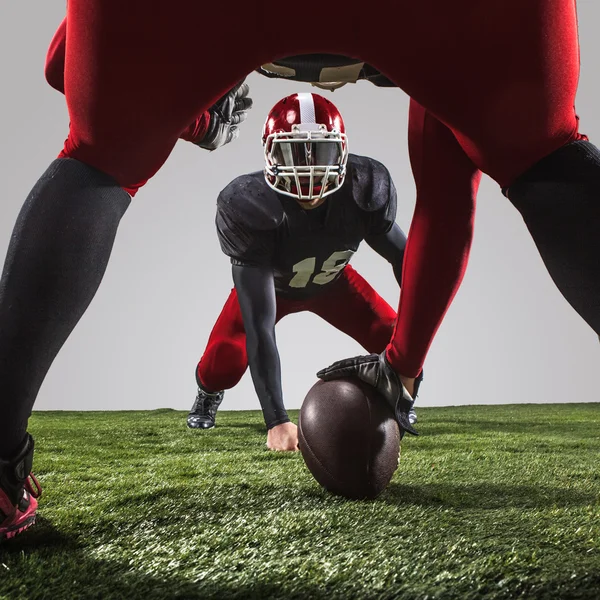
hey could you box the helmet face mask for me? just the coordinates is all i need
[262,94,349,203]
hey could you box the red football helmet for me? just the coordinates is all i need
[262,93,349,202]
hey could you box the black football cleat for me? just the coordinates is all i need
[1,434,42,542]
[187,386,224,429]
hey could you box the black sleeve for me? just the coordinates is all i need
[368,168,398,237]
[365,222,407,287]
[232,264,290,429]
[216,203,276,267]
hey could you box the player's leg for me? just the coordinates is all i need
[192,290,298,428]
[0,0,261,539]
[190,290,249,429]
[386,99,481,378]
[360,0,599,373]
[45,17,66,93]
[308,266,397,353]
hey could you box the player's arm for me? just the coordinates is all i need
[216,183,298,451]
[231,265,291,430]
[44,17,251,151]
[179,82,253,151]
[361,159,406,286]
[365,223,407,287]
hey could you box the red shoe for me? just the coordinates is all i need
[0,434,42,542]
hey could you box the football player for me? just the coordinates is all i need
[2,1,597,541]
[187,92,419,451]
[0,21,253,542]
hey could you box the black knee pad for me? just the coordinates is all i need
[35,157,131,212]
[504,140,600,200]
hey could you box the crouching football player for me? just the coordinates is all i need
[186,93,422,451]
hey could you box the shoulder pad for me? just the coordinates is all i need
[346,154,395,212]
[217,172,284,231]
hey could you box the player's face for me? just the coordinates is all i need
[296,195,328,210]
[273,139,341,204]
[273,140,341,168]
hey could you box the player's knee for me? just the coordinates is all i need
[58,140,154,197]
[39,158,131,216]
[367,317,396,354]
[197,340,247,391]
[58,148,145,197]
[380,317,397,341]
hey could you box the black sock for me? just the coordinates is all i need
[507,140,600,335]
[0,158,131,457]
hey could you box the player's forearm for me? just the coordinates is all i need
[245,332,290,429]
[232,264,290,429]
[391,261,403,288]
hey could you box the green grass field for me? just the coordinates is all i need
[1,404,600,600]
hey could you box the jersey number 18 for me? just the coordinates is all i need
[289,250,354,288]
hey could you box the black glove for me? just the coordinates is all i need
[195,80,253,151]
[317,351,418,437]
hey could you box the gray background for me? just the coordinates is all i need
[1,1,599,414]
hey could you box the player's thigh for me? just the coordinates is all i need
[309,267,396,353]
[361,0,580,186]
[61,0,270,192]
[205,290,302,348]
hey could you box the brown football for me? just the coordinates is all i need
[298,377,401,500]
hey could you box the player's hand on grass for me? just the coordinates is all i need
[267,422,299,452]
[196,80,253,151]
[317,351,418,437]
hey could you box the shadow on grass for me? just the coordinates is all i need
[221,423,266,434]
[0,518,334,600]
[3,515,600,600]
[382,481,598,510]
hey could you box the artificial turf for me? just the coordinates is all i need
[1,404,600,600]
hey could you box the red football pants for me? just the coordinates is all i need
[54,0,583,377]
[196,266,397,392]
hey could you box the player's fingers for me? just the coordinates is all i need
[317,356,357,373]
[234,97,253,112]
[316,354,378,379]
[212,82,242,115]
[235,82,250,99]
[227,80,245,97]
[231,110,249,126]
[316,364,360,381]
[225,126,239,145]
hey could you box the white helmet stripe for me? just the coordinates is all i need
[297,93,316,124]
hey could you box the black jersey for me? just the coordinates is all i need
[256,54,396,88]
[216,154,397,299]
